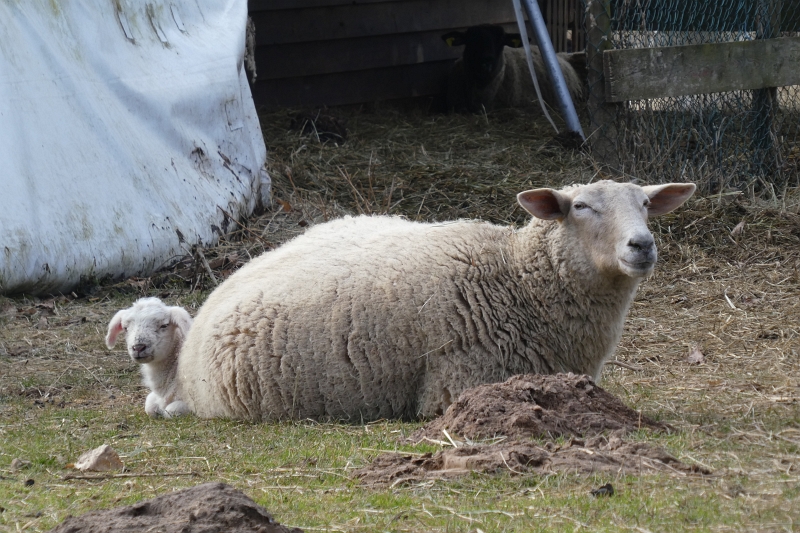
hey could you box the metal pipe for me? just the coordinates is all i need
[519,0,585,140]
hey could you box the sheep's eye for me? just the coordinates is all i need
[159,324,169,330]
[643,199,651,207]
[573,202,588,210]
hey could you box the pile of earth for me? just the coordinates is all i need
[410,373,668,443]
[355,373,709,486]
[48,482,302,533]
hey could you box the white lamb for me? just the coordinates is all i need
[106,297,193,418]
[177,180,695,422]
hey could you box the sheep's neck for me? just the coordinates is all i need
[141,340,180,398]
[471,56,506,106]
[508,221,641,378]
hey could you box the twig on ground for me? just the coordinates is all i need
[606,360,644,371]
[63,471,196,481]
[193,246,218,287]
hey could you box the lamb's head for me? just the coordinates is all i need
[442,25,523,85]
[518,180,696,280]
[105,297,192,365]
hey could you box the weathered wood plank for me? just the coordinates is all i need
[249,0,398,11]
[251,0,517,45]
[256,25,517,80]
[604,36,800,102]
[252,61,451,108]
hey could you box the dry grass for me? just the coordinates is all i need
[2,101,800,532]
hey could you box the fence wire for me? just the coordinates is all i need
[583,0,800,193]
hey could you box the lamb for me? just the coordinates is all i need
[106,297,193,418]
[177,180,695,422]
[442,24,586,113]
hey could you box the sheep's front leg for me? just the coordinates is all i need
[163,400,191,418]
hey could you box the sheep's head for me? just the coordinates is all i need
[105,297,193,365]
[518,180,696,280]
[442,25,523,85]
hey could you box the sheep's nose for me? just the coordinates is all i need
[132,344,147,354]
[628,235,655,252]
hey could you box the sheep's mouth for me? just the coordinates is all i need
[619,259,655,276]
[131,354,154,364]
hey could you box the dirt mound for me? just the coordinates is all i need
[356,434,710,487]
[410,373,667,443]
[47,482,301,533]
[355,374,702,486]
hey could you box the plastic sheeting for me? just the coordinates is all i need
[0,0,270,295]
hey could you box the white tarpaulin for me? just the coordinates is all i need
[0,0,269,295]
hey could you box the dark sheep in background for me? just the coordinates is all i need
[442,24,585,113]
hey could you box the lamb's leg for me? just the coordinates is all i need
[144,391,164,417]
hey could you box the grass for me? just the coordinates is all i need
[2,101,800,532]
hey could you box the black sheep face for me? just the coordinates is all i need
[442,25,523,85]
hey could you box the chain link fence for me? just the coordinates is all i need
[583,0,800,194]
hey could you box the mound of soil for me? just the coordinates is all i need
[356,434,710,487]
[410,373,667,443]
[47,482,301,533]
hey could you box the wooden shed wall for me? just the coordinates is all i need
[248,0,582,109]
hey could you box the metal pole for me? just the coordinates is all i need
[519,0,585,140]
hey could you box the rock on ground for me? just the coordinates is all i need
[47,482,302,533]
[74,444,123,472]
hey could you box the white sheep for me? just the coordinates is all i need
[106,297,193,418]
[442,24,585,113]
[177,180,695,422]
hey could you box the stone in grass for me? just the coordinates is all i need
[47,482,302,533]
[74,445,123,472]
[10,458,32,471]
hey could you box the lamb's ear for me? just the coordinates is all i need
[442,31,466,47]
[503,33,524,48]
[643,183,696,216]
[169,306,193,340]
[517,189,571,221]
[105,310,127,349]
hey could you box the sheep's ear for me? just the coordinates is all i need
[442,31,466,47]
[643,183,696,216]
[504,33,525,48]
[169,306,193,339]
[105,310,127,349]
[517,189,571,221]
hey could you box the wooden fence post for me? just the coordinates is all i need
[585,0,620,169]
[752,0,782,185]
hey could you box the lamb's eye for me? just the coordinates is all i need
[643,199,650,207]
[573,202,587,210]
[159,324,169,330]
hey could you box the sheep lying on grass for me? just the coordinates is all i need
[442,24,585,113]
[106,297,193,418]
[178,180,695,422]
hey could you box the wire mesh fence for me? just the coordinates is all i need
[583,0,800,194]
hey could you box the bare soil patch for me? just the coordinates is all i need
[47,482,301,533]
[355,434,710,487]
